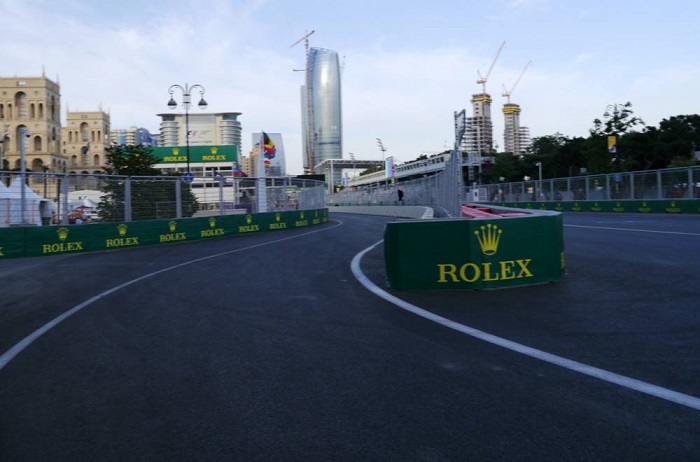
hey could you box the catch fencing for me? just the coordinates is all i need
[480,166,700,203]
[327,150,464,217]
[327,162,700,211]
[0,171,325,227]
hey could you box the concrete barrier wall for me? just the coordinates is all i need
[0,208,329,259]
[329,205,434,219]
[384,211,564,291]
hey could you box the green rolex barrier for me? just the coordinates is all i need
[384,210,564,291]
[0,208,330,259]
[498,199,700,214]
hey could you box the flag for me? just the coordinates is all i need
[262,132,276,159]
[232,166,248,177]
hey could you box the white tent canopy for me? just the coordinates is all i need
[0,177,53,226]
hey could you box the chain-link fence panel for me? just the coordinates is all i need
[1,171,325,226]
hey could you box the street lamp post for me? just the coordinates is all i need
[376,138,388,188]
[167,83,208,175]
[19,126,30,224]
[535,161,543,199]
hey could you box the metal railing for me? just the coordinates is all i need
[0,171,325,226]
[480,166,700,203]
[328,162,700,211]
[328,150,464,217]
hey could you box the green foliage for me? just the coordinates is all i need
[507,103,700,179]
[102,144,161,176]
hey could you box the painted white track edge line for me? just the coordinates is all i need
[351,240,700,411]
[0,221,344,372]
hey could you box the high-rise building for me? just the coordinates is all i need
[503,103,531,155]
[0,74,65,173]
[110,126,158,147]
[503,103,522,154]
[62,110,111,173]
[156,111,242,176]
[301,47,342,173]
[461,93,494,156]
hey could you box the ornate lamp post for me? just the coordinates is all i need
[167,83,208,175]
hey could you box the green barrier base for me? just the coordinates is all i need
[492,199,700,214]
[384,210,564,291]
[0,208,329,259]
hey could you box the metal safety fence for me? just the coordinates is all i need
[478,166,700,203]
[328,162,700,210]
[0,171,325,227]
[327,150,464,217]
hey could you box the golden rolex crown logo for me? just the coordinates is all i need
[275,213,281,222]
[474,223,502,256]
[246,215,252,224]
[300,211,305,220]
[173,148,179,155]
[57,227,69,241]
[208,217,216,228]
[118,224,128,236]
[210,147,218,154]
[168,221,177,232]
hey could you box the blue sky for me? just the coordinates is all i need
[4,0,700,174]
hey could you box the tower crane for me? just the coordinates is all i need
[291,30,315,173]
[476,41,506,94]
[502,60,532,104]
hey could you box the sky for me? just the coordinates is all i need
[4,0,700,175]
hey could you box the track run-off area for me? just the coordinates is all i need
[0,212,698,460]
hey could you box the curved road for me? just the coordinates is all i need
[0,212,698,461]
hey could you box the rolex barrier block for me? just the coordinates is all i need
[384,208,564,291]
[0,209,330,259]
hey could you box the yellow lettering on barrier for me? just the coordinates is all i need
[238,225,260,233]
[159,232,187,243]
[201,228,225,237]
[459,263,480,283]
[437,259,534,284]
[0,246,4,256]
[295,220,309,227]
[437,264,459,283]
[269,223,287,230]
[164,156,188,162]
[500,260,516,280]
[42,242,84,254]
[106,237,140,248]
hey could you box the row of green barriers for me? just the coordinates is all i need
[493,199,700,214]
[384,207,564,291]
[0,209,329,259]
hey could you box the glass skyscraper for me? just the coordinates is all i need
[302,47,342,172]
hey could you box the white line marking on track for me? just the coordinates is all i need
[565,224,700,236]
[351,240,700,411]
[0,221,344,372]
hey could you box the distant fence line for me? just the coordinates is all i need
[328,164,700,212]
[478,166,700,203]
[327,150,464,217]
[0,171,325,227]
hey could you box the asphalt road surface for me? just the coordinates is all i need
[0,212,698,461]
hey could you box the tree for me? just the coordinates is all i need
[98,145,198,222]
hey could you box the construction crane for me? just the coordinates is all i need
[476,41,506,94]
[502,60,532,104]
[291,30,315,173]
